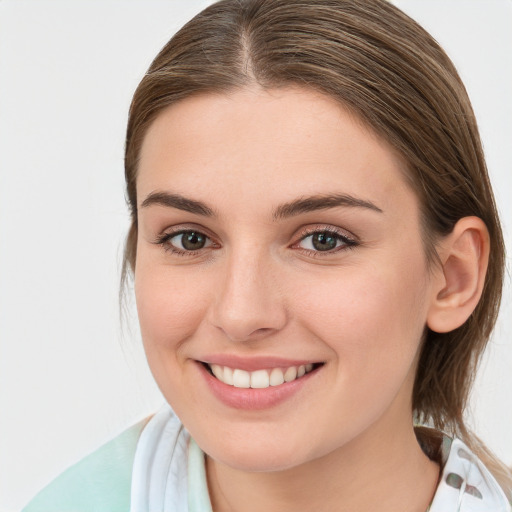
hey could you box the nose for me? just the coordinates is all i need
[208,248,288,343]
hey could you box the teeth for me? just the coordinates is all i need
[233,369,250,388]
[208,362,317,388]
[224,366,234,385]
[269,368,284,386]
[284,366,297,382]
[251,370,269,388]
[211,364,223,380]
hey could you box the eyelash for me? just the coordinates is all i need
[294,226,358,256]
[153,229,216,257]
[153,226,359,257]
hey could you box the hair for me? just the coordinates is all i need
[122,0,510,495]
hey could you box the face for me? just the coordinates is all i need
[135,87,437,472]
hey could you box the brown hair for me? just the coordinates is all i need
[123,0,510,494]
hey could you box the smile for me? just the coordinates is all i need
[198,359,324,409]
[207,363,317,389]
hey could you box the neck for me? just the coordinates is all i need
[206,415,439,512]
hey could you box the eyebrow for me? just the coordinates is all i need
[140,191,383,219]
[272,194,383,220]
[140,191,215,217]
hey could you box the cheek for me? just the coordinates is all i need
[285,261,430,446]
[134,261,215,411]
[134,262,209,355]
[291,258,429,375]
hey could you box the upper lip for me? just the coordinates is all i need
[198,355,323,372]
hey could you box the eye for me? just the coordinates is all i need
[296,228,357,253]
[155,229,215,255]
[171,231,210,251]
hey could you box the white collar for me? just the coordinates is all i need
[430,437,510,512]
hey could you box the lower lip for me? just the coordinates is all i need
[197,362,320,410]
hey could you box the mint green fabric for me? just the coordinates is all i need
[22,420,146,512]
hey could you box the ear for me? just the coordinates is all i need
[427,216,490,333]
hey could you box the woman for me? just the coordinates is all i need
[23,0,511,511]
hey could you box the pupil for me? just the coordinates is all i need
[312,232,337,251]
[182,232,206,250]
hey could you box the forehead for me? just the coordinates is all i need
[136,87,415,218]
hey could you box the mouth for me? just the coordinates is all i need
[202,362,323,389]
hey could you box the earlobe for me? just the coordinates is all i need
[427,217,490,334]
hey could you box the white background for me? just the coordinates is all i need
[0,1,510,510]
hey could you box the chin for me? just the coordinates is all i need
[213,449,304,473]
[200,432,326,473]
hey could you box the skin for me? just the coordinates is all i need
[134,87,444,511]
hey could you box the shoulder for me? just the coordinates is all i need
[22,418,149,512]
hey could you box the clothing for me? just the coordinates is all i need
[22,419,146,512]
[23,404,511,512]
